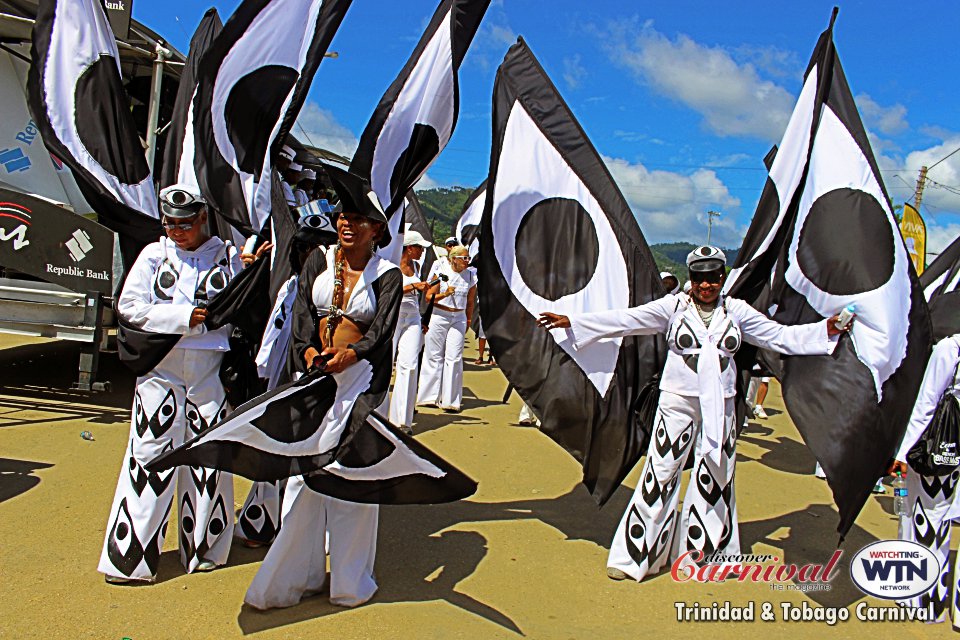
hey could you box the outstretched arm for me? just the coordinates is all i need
[539,296,677,350]
[729,298,845,356]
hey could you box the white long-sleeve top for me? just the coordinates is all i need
[567,293,837,398]
[118,236,242,351]
[897,335,960,462]
[255,275,298,386]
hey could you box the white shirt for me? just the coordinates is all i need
[312,246,392,325]
[429,260,476,310]
[897,335,960,461]
[118,236,242,351]
[399,263,422,317]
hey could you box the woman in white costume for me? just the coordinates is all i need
[538,246,849,582]
[244,168,402,610]
[99,184,244,584]
[417,245,477,413]
[387,230,432,432]
[889,335,960,625]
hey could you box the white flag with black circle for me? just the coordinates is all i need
[350,0,490,263]
[27,0,161,266]
[479,38,666,505]
[919,234,960,340]
[456,180,485,260]
[192,0,351,236]
[724,9,931,537]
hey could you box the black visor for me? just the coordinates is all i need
[688,258,725,273]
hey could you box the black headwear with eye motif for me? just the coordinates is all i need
[322,164,391,247]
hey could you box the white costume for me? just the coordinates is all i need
[245,246,398,609]
[897,336,960,624]
[294,188,310,207]
[99,236,241,580]
[236,275,299,546]
[565,293,836,581]
[388,265,424,428]
[417,262,477,411]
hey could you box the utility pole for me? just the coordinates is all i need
[706,210,721,245]
[914,166,928,210]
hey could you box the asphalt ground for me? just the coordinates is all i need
[0,333,953,639]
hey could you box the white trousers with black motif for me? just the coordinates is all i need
[901,467,960,624]
[98,348,233,580]
[607,391,739,581]
[418,309,467,411]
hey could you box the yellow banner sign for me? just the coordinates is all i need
[900,203,926,275]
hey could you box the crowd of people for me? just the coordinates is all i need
[96,160,960,625]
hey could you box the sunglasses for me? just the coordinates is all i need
[689,271,724,284]
[162,217,199,231]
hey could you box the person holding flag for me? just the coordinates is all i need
[538,246,851,582]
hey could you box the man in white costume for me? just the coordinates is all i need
[99,184,243,583]
[538,246,849,582]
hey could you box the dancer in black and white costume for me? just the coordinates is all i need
[99,184,244,583]
[890,335,960,625]
[235,212,336,548]
[417,245,477,412]
[386,229,432,432]
[244,168,402,609]
[539,246,849,582]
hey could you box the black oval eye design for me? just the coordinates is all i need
[153,260,179,301]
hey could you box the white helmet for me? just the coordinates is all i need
[686,245,726,272]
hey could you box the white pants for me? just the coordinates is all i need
[99,348,233,580]
[388,311,423,427]
[608,391,739,581]
[245,475,378,609]
[236,480,285,545]
[417,308,467,410]
[900,467,960,624]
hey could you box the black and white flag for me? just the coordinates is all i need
[479,38,665,506]
[350,0,490,263]
[27,0,161,267]
[456,179,485,260]
[919,233,960,340]
[403,191,437,279]
[192,0,351,236]
[724,9,931,537]
[158,8,222,192]
[147,371,477,505]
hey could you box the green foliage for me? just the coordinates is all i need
[414,186,475,241]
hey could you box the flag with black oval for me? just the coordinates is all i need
[456,180,485,260]
[349,0,490,263]
[192,0,351,236]
[919,233,960,341]
[723,9,931,537]
[27,0,161,268]
[479,38,665,506]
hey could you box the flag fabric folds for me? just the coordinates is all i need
[147,371,477,505]
[724,9,931,537]
[920,233,960,340]
[456,180,485,259]
[27,0,161,267]
[192,0,352,236]
[403,191,437,279]
[350,0,490,263]
[479,38,665,506]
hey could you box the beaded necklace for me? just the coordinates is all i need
[324,243,346,348]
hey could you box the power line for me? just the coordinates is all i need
[929,145,960,172]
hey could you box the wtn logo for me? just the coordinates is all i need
[0,148,31,173]
[850,540,938,600]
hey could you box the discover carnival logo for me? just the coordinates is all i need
[849,540,939,599]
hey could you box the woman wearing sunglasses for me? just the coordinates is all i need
[417,245,477,413]
[99,183,246,584]
[538,245,851,583]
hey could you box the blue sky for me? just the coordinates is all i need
[134,0,960,251]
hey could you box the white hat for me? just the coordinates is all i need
[300,168,317,180]
[683,280,692,294]
[159,183,205,219]
[403,230,431,248]
[444,236,458,246]
[686,245,726,272]
[288,162,302,172]
[278,145,295,161]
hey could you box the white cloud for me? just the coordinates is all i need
[294,102,358,160]
[601,21,795,142]
[603,155,743,246]
[857,93,909,136]
[903,137,960,212]
[925,221,960,256]
[563,54,587,90]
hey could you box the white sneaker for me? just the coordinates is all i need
[752,405,768,419]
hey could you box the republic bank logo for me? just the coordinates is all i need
[0,147,31,174]
[65,229,93,263]
[0,201,31,250]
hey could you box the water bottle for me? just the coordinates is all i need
[893,471,909,538]
[834,304,856,330]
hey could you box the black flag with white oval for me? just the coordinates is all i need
[456,180,485,260]
[27,0,161,268]
[919,234,960,340]
[724,9,931,537]
[479,38,666,506]
[349,0,490,263]
[192,0,351,236]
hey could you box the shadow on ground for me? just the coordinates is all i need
[0,457,53,503]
